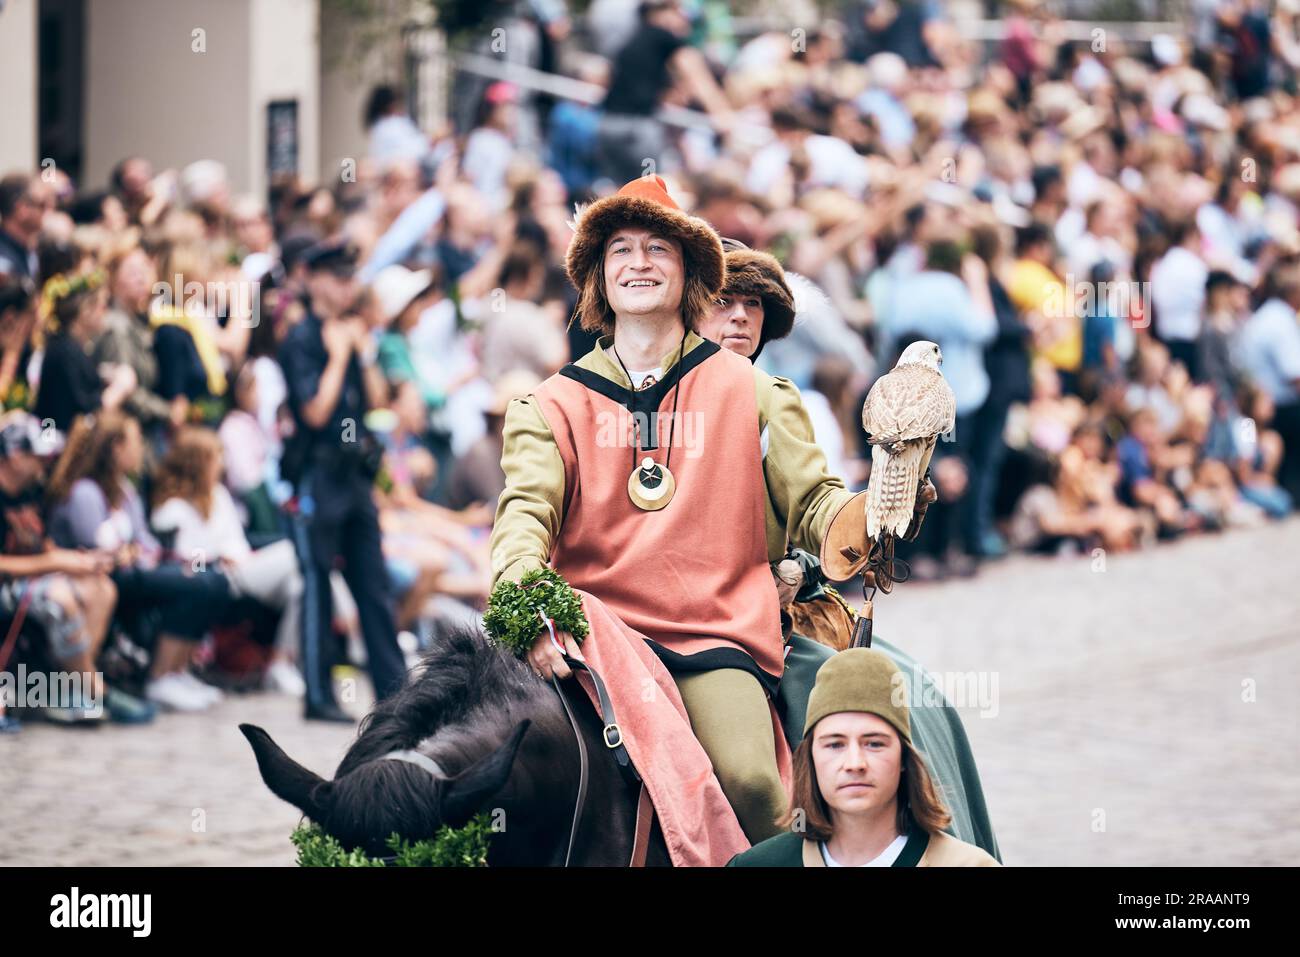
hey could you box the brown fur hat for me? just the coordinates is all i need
[565,175,725,335]
[719,239,796,357]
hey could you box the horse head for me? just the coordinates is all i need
[239,719,531,859]
[240,624,663,865]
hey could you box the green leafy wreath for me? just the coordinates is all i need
[483,567,590,658]
[291,812,494,867]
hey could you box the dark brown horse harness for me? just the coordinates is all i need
[541,616,655,867]
[379,617,655,867]
[378,613,657,868]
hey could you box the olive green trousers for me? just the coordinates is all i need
[672,668,787,844]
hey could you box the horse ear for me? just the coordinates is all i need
[440,720,531,828]
[240,723,332,821]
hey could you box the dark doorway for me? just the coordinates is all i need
[38,0,86,183]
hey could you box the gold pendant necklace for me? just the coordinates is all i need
[628,455,675,510]
[613,330,686,512]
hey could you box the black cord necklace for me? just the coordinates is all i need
[611,327,687,510]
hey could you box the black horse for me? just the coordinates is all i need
[241,626,671,866]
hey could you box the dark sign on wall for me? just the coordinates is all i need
[266,99,299,182]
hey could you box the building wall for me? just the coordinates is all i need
[249,0,319,193]
[84,0,319,197]
[84,0,253,190]
[18,0,433,194]
[0,0,39,174]
[318,1,406,183]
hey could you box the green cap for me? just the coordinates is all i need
[803,648,911,743]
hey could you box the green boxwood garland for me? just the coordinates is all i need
[483,567,589,658]
[291,813,493,867]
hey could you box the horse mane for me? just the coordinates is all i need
[335,625,549,777]
[284,623,654,863]
[299,626,553,855]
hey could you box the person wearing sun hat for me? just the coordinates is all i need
[488,173,879,860]
[727,647,1001,867]
[369,263,444,412]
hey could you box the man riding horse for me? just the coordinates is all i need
[489,175,887,861]
[243,177,1000,866]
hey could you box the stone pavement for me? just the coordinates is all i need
[878,517,1300,866]
[2,519,1297,866]
[1,674,372,866]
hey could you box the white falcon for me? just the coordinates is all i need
[861,340,957,540]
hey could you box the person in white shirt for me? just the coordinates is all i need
[365,85,430,167]
[151,427,306,695]
[1236,260,1300,503]
[746,107,870,200]
[1149,218,1209,378]
[462,83,520,214]
[1067,196,1133,283]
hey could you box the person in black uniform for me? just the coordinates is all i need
[278,239,406,722]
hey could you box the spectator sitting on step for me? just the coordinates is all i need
[150,425,306,696]
[374,382,492,625]
[32,271,136,433]
[0,410,153,727]
[1054,421,1146,551]
[45,410,232,712]
[1115,406,1193,538]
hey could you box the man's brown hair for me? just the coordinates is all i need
[775,732,953,842]
[572,234,720,335]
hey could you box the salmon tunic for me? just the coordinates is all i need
[532,338,783,683]
[490,331,857,865]
[491,332,857,672]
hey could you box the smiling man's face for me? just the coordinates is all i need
[602,227,685,322]
[811,711,903,818]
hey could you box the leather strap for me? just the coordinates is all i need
[540,616,645,865]
[850,613,874,649]
[562,653,641,787]
[629,783,655,867]
[551,671,590,868]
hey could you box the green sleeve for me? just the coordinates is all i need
[489,395,565,587]
[759,373,856,556]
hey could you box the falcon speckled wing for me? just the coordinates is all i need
[861,340,957,539]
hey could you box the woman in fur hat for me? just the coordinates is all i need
[699,241,819,631]
[488,175,872,854]
[697,239,796,363]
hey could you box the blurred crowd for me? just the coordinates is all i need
[3,0,1300,729]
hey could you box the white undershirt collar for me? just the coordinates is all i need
[820,833,908,868]
[603,343,663,390]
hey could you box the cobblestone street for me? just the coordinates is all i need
[3,520,1298,866]
[882,518,1300,866]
